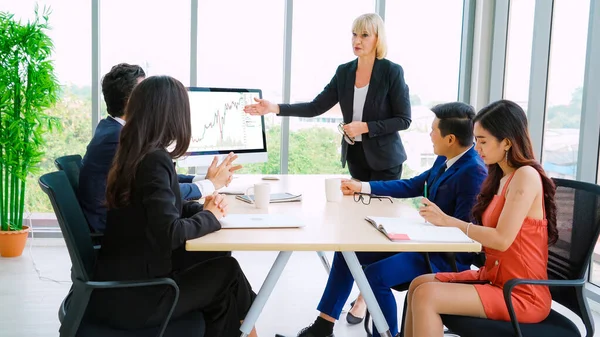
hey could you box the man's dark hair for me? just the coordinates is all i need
[431,102,476,147]
[101,63,145,118]
[106,76,191,208]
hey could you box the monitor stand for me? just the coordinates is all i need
[184,166,209,178]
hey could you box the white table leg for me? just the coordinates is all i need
[316,251,331,274]
[341,251,393,337]
[239,251,293,337]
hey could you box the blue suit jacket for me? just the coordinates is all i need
[78,117,201,232]
[370,146,487,267]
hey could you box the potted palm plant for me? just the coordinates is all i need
[0,7,60,257]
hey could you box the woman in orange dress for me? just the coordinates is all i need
[404,99,558,337]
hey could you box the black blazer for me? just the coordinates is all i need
[278,58,411,171]
[79,117,202,233]
[90,149,220,324]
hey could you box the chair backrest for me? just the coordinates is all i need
[54,155,83,192]
[548,178,600,315]
[39,171,95,281]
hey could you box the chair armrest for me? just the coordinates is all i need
[81,278,179,337]
[85,277,178,290]
[502,278,586,337]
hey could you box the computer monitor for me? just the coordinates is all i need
[177,87,268,168]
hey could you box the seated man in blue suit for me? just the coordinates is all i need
[79,63,240,233]
[295,102,487,337]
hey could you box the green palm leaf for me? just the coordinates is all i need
[0,6,59,231]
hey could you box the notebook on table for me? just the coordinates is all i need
[365,216,473,243]
[236,193,302,204]
[219,213,305,229]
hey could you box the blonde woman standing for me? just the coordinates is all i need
[247,13,411,337]
[245,13,411,183]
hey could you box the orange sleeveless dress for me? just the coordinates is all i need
[435,172,551,323]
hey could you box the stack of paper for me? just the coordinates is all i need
[365,216,473,243]
[236,193,302,204]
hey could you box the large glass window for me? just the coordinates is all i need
[4,1,92,214]
[541,0,589,180]
[100,1,190,85]
[101,1,191,173]
[503,0,536,113]
[287,0,375,174]
[196,0,284,174]
[385,0,464,183]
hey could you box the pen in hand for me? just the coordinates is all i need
[423,181,428,224]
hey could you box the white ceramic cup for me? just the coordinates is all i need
[325,178,343,202]
[246,183,271,209]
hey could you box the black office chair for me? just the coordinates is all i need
[54,154,104,247]
[39,171,205,337]
[436,178,600,337]
[363,252,468,337]
[54,155,84,192]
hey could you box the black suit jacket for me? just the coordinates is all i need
[89,149,221,324]
[79,117,123,232]
[79,117,202,232]
[278,58,412,170]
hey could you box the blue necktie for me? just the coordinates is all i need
[428,163,447,196]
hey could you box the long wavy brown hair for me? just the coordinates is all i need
[106,76,191,209]
[471,100,558,245]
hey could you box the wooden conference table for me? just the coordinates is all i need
[186,175,481,337]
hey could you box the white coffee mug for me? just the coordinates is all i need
[246,183,271,209]
[325,178,343,202]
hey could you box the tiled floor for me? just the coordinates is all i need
[1,238,599,336]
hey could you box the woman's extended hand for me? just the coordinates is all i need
[243,97,279,116]
[343,121,368,138]
[419,198,450,227]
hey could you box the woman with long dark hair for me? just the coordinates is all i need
[406,100,557,337]
[89,76,258,337]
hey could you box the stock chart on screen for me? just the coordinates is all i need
[187,89,265,153]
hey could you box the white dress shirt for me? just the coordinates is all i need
[352,84,369,142]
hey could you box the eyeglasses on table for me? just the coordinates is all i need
[353,192,394,205]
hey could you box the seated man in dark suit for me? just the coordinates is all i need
[79,63,240,233]
[294,102,487,337]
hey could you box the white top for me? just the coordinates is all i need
[361,146,473,194]
[352,84,369,142]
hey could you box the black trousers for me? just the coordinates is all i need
[171,247,232,272]
[149,256,256,337]
[347,142,403,181]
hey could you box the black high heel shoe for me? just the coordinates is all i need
[346,300,365,325]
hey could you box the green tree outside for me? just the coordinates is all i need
[25,86,91,212]
[546,87,582,129]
